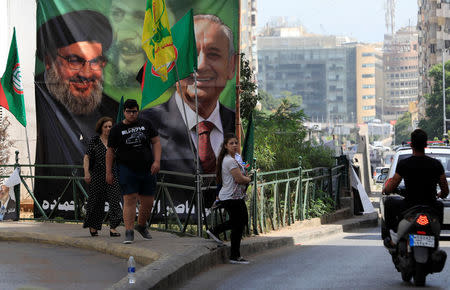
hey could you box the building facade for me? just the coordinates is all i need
[257,27,357,123]
[383,27,419,122]
[356,45,378,124]
[240,0,258,74]
[418,0,450,106]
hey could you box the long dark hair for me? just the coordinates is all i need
[216,133,238,184]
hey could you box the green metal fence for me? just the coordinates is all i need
[247,157,348,235]
[1,151,350,237]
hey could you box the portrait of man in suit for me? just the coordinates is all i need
[141,14,236,175]
[34,10,118,217]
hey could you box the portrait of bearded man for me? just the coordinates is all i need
[34,10,118,218]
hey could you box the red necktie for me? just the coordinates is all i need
[198,121,216,173]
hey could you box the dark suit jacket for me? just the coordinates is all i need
[140,94,235,174]
[140,94,235,210]
[1,199,17,221]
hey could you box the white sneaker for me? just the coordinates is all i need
[206,229,224,245]
[229,257,250,264]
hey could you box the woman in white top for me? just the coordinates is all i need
[206,133,252,264]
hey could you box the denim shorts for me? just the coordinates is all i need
[117,164,156,196]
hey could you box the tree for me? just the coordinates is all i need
[395,112,412,144]
[259,90,280,112]
[280,90,302,108]
[239,54,261,121]
[252,99,334,171]
[0,116,13,178]
[419,61,450,139]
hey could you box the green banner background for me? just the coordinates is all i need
[35,0,239,109]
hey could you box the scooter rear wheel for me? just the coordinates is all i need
[401,271,412,282]
[413,262,427,286]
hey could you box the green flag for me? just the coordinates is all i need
[141,9,197,107]
[116,96,124,123]
[0,28,26,127]
[242,112,255,170]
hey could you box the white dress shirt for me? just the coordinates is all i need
[175,92,224,157]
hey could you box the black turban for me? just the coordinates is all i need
[36,10,112,60]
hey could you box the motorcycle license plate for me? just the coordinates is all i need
[409,234,435,248]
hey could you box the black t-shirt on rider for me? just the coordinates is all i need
[108,118,158,171]
[396,155,444,206]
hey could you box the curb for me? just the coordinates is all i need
[108,211,379,289]
[0,231,160,266]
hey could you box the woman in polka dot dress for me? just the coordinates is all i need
[83,117,123,237]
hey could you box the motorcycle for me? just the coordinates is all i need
[384,202,447,286]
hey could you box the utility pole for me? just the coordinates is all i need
[444,49,448,138]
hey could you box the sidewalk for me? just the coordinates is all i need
[0,205,379,289]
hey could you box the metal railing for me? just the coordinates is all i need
[1,151,350,237]
[247,157,348,235]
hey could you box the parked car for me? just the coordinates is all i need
[378,146,450,232]
[373,166,389,183]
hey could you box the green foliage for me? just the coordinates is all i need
[254,100,307,171]
[306,196,335,219]
[253,99,335,171]
[280,90,302,108]
[395,112,412,144]
[419,62,450,139]
[259,90,281,112]
[0,117,13,179]
[239,54,261,121]
[301,146,335,169]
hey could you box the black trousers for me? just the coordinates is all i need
[384,196,443,231]
[212,199,248,259]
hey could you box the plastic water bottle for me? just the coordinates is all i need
[128,256,136,284]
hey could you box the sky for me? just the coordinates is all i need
[257,0,418,43]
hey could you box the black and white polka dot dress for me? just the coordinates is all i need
[83,135,122,230]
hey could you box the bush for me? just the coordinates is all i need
[306,196,335,219]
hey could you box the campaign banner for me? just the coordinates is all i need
[34,0,239,219]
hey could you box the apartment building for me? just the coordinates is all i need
[257,23,358,123]
[356,45,378,124]
[418,0,450,106]
[383,27,419,122]
[240,0,258,74]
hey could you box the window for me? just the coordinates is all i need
[362,52,374,57]
[362,95,375,99]
[363,106,375,110]
[362,63,375,68]
[362,84,375,88]
[362,74,375,78]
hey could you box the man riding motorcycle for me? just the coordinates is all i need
[382,129,449,246]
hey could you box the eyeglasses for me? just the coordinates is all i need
[124,110,138,114]
[56,53,107,71]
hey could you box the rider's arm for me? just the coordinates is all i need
[382,173,402,194]
[437,173,449,199]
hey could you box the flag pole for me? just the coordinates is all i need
[173,63,202,236]
[235,0,242,150]
[193,68,202,236]
[24,126,34,192]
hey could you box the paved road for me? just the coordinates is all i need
[0,241,140,290]
[179,227,450,289]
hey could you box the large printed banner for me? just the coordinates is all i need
[34,0,239,219]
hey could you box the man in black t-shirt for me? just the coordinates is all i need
[383,129,449,245]
[106,99,161,244]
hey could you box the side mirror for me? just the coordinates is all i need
[376,173,387,184]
